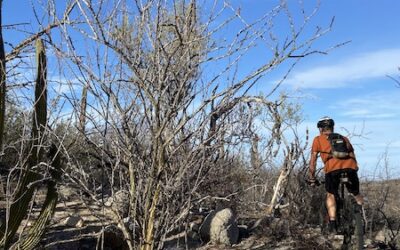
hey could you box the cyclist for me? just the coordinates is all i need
[309,116,363,234]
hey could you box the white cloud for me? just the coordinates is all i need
[298,117,400,178]
[330,91,400,119]
[333,119,400,177]
[48,76,83,95]
[285,49,400,89]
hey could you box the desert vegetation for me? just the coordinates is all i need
[0,1,399,249]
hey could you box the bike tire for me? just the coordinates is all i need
[353,205,364,250]
[341,196,353,250]
[342,197,364,250]
[319,201,329,235]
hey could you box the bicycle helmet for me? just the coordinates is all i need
[317,116,334,128]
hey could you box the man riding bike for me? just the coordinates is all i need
[309,116,363,234]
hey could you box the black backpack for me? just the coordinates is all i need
[327,133,351,159]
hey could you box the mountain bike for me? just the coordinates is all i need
[337,172,364,249]
[311,172,364,250]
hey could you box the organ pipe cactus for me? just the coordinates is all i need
[0,38,60,249]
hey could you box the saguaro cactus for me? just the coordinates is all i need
[0,39,59,249]
[0,0,6,152]
[32,38,47,150]
[17,144,62,250]
[79,84,88,133]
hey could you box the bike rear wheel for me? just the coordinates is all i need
[341,196,364,250]
[353,204,364,250]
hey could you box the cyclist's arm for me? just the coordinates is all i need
[309,137,320,180]
[309,151,318,180]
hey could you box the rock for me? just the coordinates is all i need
[110,190,130,217]
[64,215,84,228]
[374,227,400,244]
[375,229,386,242]
[364,238,375,248]
[59,185,74,201]
[104,197,113,207]
[374,226,400,248]
[274,246,292,250]
[199,208,239,246]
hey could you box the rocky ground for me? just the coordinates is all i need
[35,201,400,249]
[1,182,399,249]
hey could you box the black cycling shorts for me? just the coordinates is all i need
[325,169,360,196]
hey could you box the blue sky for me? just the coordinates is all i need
[3,1,400,178]
[231,0,400,178]
[291,0,400,179]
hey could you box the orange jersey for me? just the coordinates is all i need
[311,134,358,173]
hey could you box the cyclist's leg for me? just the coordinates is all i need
[345,169,363,205]
[325,171,340,220]
[353,194,363,205]
[326,192,336,219]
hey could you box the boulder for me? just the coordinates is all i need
[59,185,74,201]
[199,208,239,246]
[374,227,400,247]
[106,190,130,218]
[63,215,84,228]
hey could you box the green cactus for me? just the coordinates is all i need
[0,0,6,152]
[0,38,59,249]
[79,84,88,133]
[32,38,47,145]
[16,144,62,250]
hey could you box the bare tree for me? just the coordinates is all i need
[31,0,340,249]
